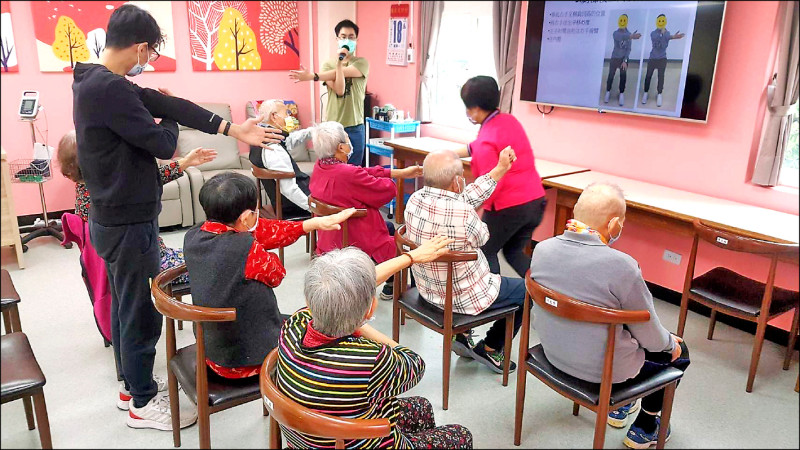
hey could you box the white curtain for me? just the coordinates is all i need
[751,1,799,186]
[493,1,522,113]
[416,1,445,122]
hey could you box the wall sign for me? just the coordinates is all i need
[386,3,408,66]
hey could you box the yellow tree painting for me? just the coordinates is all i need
[213,7,261,70]
[52,16,89,69]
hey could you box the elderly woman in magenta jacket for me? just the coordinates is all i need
[308,121,422,300]
[459,76,547,277]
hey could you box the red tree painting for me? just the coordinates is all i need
[188,0,299,71]
[1,0,19,73]
[31,1,176,72]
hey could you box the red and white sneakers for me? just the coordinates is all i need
[117,375,168,410]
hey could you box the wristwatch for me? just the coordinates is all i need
[313,72,319,82]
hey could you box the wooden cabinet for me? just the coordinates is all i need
[1,148,25,268]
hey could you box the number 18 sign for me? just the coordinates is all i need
[386,3,409,66]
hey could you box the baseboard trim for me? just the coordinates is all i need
[17,209,75,229]
[646,282,797,350]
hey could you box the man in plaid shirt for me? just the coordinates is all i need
[405,148,528,374]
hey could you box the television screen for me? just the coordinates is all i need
[519,1,726,122]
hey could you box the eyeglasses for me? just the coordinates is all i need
[338,34,357,40]
[148,46,160,62]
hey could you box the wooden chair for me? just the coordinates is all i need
[307,196,367,258]
[1,332,52,449]
[514,272,683,449]
[1,269,23,334]
[676,218,799,392]
[259,348,392,449]
[152,264,265,449]
[252,166,312,264]
[393,225,517,410]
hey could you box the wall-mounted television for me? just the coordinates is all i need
[520,1,726,122]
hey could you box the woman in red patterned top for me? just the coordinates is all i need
[183,172,357,378]
[57,130,216,283]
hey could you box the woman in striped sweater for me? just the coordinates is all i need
[277,242,473,449]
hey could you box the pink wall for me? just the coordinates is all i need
[0,1,312,216]
[353,1,798,329]
[355,1,420,116]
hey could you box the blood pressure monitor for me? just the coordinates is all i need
[19,91,40,119]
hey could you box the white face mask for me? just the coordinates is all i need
[247,209,259,232]
[126,45,148,77]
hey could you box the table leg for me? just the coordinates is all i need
[396,158,406,225]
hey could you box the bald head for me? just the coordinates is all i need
[573,182,626,229]
[423,150,464,189]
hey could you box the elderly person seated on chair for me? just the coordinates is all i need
[277,242,474,449]
[248,99,312,219]
[404,148,528,375]
[529,182,690,449]
[308,121,422,301]
[183,172,355,380]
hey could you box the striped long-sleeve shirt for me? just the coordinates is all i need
[276,309,426,449]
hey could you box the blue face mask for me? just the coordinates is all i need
[608,223,623,245]
[337,38,357,56]
[127,45,148,77]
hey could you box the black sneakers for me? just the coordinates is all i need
[379,282,393,301]
[472,339,516,374]
[452,331,476,359]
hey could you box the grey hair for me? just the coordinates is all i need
[573,182,626,224]
[423,150,464,189]
[304,247,376,338]
[310,121,349,159]
[257,99,285,124]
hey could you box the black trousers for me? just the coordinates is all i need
[643,58,667,94]
[606,58,627,93]
[628,341,691,413]
[481,197,547,277]
[90,219,162,407]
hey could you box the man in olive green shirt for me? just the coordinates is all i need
[289,19,369,166]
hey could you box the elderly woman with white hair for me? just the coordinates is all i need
[248,99,312,219]
[277,238,474,449]
[308,121,422,300]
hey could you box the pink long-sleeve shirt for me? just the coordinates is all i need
[309,160,397,263]
[468,111,546,211]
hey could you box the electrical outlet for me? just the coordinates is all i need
[663,249,682,265]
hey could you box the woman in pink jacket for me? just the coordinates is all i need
[309,122,422,300]
[461,76,547,277]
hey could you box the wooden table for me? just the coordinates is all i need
[543,170,800,245]
[384,137,590,224]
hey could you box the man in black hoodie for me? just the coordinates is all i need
[72,4,282,431]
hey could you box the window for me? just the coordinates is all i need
[778,101,799,187]
[430,1,496,128]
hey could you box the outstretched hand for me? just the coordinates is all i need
[237,115,284,148]
[408,235,455,263]
[289,64,314,83]
[305,208,358,232]
[181,147,217,168]
[673,31,685,39]
[631,30,641,39]
[497,146,517,172]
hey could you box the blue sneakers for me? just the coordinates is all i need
[623,416,671,449]
[608,400,640,428]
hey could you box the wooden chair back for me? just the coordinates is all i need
[394,226,477,330]
[152,264,237,445]
[307,196,367,247]
[259,349,392,449]
[521,272,651,430]
[692,218,799,256]
[252,166,296,221]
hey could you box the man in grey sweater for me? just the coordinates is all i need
[529,182,689,449]
[604,14,641,106]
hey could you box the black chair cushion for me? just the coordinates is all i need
[526,345,683,407]
[170,282,191,298]
[169,344,262,408]
[691,267,799,317]
[399,288,518,330]
[1,332,45,403]
[1,269,21,307]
